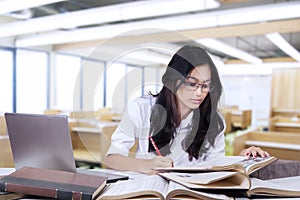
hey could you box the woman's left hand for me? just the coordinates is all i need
[239,146,270,158]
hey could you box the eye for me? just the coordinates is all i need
[202,84,209,89]
[187,82,197,87]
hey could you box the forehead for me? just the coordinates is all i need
[188,64,211,81]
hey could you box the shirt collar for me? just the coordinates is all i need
[181,111,193,129]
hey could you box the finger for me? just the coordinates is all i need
[255,147,269,157]
[250,149,258,158]
[155,157,173,167]
[162,159,173,167]
[245,151,251,159]
[259,150,267,157]
[260,150,270,157]
[162,157,173,164]
[159,161,172,168]
[264,151,271,157]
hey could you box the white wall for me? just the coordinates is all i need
[221,75,272,127]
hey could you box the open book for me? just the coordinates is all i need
[154,156,277,196]
[158,171,251,191]
[97,175,233,200]
[155,156,277,175]
[157,171,300,198]
[247,176,300,197]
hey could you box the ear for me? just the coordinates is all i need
[174,79,183,92]
[175,79,181,86]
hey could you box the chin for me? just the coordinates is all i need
[188,104,201,110]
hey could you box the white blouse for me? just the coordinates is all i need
[106,95,225,167]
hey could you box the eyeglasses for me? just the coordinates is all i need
[183,81,215,92]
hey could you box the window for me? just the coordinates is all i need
[105,62,126,111]
[55,54,81,110]
[0,49,13,113]
[143,66,163,95]
[81,59,105,110]
[126,65,143,103]
[16,49,48,114]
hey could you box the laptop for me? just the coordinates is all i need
[5,112,128,183]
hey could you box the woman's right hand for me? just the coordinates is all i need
[144,156,173,175]
[104,154,173,175]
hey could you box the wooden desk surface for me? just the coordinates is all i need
[274,122,300,128]
[1,167,300,200]
[70,120,118,134]
[69,119,119,133]
[0,167,145,180]
[72,127,102,134]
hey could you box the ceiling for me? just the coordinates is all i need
[1,0,300,65]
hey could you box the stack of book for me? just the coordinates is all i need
[98,156,300,200]
[1,156,300,200]
[155,156,300,198]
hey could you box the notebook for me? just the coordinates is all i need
[4,112,128,183]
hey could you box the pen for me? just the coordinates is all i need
[149,135,162,156]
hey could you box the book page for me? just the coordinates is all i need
[200,156,246,167]
[166,181,233,200]
[97,175,168,199]
[154,156,246,172]
[161,171,239,184]
[249,177,300,197]
[268,176,300,189]
[159,172,250,190]
[236,156,276,174]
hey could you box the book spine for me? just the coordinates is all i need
[1,182,93,200]
[4,182,57,198]
[57,190,92,200]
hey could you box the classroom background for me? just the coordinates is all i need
[0,0,300,168]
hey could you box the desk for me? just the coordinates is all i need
[233,130,300,161]
[71,124,137,169]
[273,122,300,133]
[269,116,300,133]
[271,108,300,118]
[0,167,147,200]
[1,165,300,200]
[0,168,145,181]
[230,110,252,129]
[0,135,14,168]
[69,121,118,165]
[225,108,252,131]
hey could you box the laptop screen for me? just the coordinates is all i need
[5,112,129,183]
[5,113,77,172]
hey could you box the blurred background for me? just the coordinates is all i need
[0,0,299,168]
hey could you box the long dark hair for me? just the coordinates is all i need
[148,45,224,161]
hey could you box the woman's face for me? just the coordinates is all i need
[176,64,212,117]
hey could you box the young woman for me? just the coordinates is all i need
[104,45,269,174]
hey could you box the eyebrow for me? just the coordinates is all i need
[186,76,211,83]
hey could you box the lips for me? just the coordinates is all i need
[191,99,202,104]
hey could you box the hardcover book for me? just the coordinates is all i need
[155,156,300,198]
[154,156,277,196]
[98,175,233,200]
[158,171,251,191]
[0,166,107,200]
[158,173,300,198]
[155,156,277,175]
[246,176,300,197]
